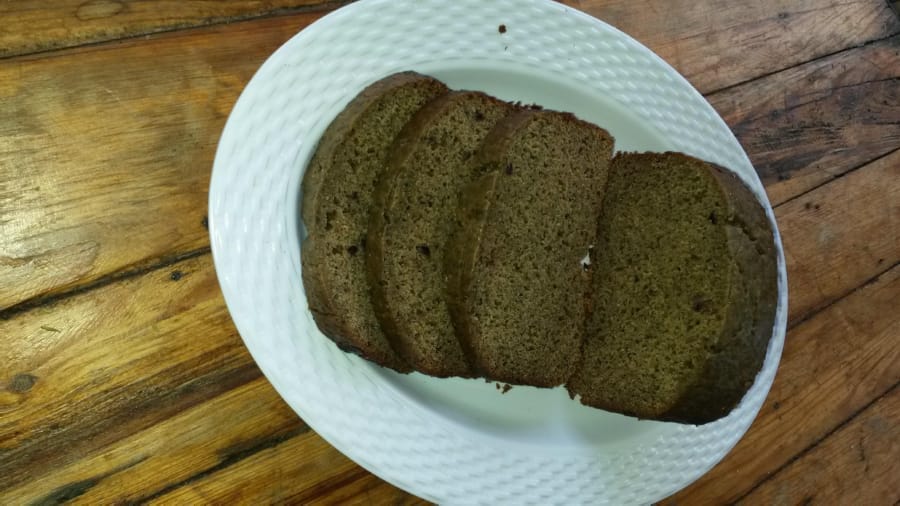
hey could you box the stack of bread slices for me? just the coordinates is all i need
[301,72,778,425]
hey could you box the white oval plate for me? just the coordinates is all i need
[209,0,789,503]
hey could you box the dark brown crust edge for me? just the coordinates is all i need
[660,154,779,424]
[366,93,520,377]
[441,110,538,377]
[444,171,501,376]
[366,91,476,375]
[300,72,448,372]
[301,72,438,229]
[366,92,450,360]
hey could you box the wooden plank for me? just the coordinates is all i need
[2,3,895,312]
[305,473,432,505]
[777,149,899,323]
[737,386,899,506]
[568,0,900,93]
[709,36,900,206]
[144,432,422,505]
[664,263,900,504]
[0,378,307,504]
[0,10,898,309]
[0,0,339,58]
[0,13,321,311]
[0,251,422,503]
[1,156,896,501]
[3,0,895,92]
[0,255,260,491]
[141,433,363,504]
[2,154,895,500]
[132,427,427,503]
[5,252,896,503]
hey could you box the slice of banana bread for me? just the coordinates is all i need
[445,110,614,387]
[301,72,448,372]
[566,152,778,424]
[367,91,514,377]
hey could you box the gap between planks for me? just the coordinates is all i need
[730,380,900,505]
[767,146,900,220]
[0,0,352,62]
[702,31,900,97]
[0,246,211,321]
[786,259,900,333]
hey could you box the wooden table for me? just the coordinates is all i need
[1,1,898,504]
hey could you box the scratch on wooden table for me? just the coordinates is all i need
[102,87,138,115]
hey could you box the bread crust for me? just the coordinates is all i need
[301,72,448,372]
[659,156,778,423]
[367,91,514,377]
[566,152,778,424]
[446,110,614,386]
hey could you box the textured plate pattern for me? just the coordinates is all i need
[209,0,789,504]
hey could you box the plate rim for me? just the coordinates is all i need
[208,0,789,503]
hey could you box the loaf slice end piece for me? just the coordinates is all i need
[567,152,778,424]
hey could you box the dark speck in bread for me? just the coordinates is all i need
[445,110,614,387]
[368,91,514,378]
[301,71,449,373]
[567,152,778,424]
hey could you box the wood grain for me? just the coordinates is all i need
[144,430,423,505]
[304,473,431,505]
[709,35,900,206]
[3,154,895,502]
[777,149,900,324]
[0,255,259,491]
[0,13,321,312]
[568,0,900,93]
[737,385,899,506]
[0,0,340,58]
[1,2,898,502]
[4,0,895,95]
[666,263,900,504]
[2,378,303,504]
[2,7,896,315]
[0,253,418,503]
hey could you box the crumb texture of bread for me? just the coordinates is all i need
[367,91,514,377]
[301,72,448,372]
[566,152,778,424]
[300,71,778,425]
[447,111,614,387]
